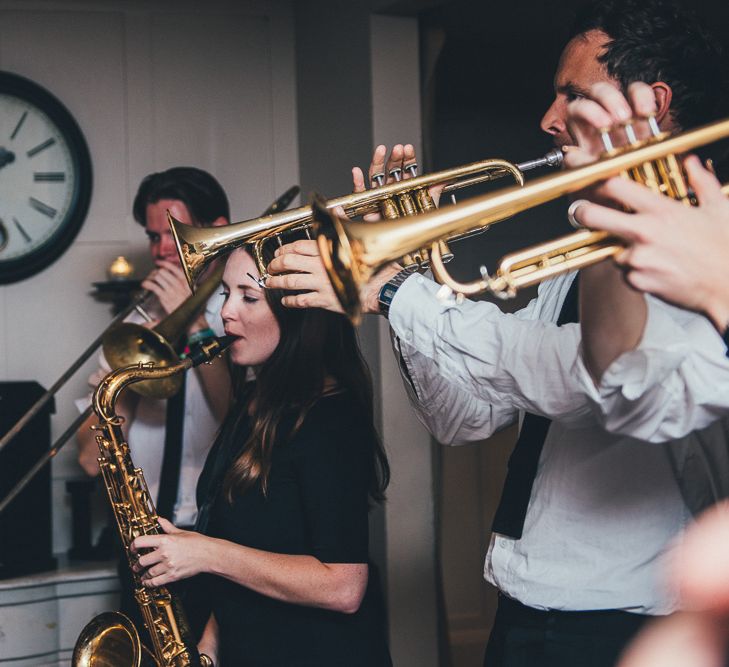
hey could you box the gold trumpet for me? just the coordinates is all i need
[316,115,729,321]
[170,150,563,290]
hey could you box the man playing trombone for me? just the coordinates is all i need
[265,1,729,665]
[75,166,232,641]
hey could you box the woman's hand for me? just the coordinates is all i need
[130,518,216,587]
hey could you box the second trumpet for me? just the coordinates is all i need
[169,149,563,290]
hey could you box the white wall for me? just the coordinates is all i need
[0,0,299,554]
[370,14,441,667]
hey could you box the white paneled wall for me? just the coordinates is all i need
[370,14,441,667]
[0,0,299,555]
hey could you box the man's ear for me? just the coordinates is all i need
[212,216,228,227]
[651,82,673,126]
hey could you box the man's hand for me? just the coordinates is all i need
[565,81,658,169]
[574,156,729,331]
[141,259,193,315]
[265,239,402,316]
[265,239,345,313]
[352,143,443,221]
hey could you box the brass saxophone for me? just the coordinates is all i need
[72,337,232,667]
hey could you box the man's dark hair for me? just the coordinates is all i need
[132,166,230,227]
[569,0,727,130]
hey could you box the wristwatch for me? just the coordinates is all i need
[378,269,415,318]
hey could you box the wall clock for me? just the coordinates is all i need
[0,71,92,284]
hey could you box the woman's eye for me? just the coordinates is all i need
[244,296,259,304]
[219,290,230,301]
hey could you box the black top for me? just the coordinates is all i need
[195,391,392,667]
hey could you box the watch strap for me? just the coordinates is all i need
[378,269,414,319]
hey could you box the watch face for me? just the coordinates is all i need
[0,71,92,284]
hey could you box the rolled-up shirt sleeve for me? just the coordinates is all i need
[574,296,729,442]
[387,273,593,445]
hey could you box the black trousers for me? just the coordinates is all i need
[483,594,651,667]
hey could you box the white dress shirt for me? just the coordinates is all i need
[77,292,225,526]
[574,296,729,443]
[386,271,718,615]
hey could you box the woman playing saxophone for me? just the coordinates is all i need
[130,242,393,666]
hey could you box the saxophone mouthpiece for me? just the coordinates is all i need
[188,335,235,367]
[215,334,236,352]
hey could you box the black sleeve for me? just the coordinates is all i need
[723,326,729,358]
[294,405,372,564]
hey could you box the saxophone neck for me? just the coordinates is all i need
[93,359,191,422]
[92,335,234,423]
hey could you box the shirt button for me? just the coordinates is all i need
[417,276,424,285]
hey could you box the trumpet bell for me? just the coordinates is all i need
[72,611,141,667]
[313,197,363,322]
[168,213,220,288]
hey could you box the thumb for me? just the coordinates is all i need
[157,516,182,534]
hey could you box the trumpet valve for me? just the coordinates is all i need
[397,192,418,217]
[415,188,437,213]
[401,253,421,271]
[380,197,401,220]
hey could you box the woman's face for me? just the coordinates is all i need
[220,249,281,367]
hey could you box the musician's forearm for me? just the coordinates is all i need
[580,261,647,383]
[205,537,368,614]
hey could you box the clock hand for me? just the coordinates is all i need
[0,147,16,170]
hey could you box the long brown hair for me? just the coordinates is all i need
[219,247,389,503]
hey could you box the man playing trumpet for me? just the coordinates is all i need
[266,1,729,665]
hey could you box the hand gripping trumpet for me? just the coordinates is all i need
[315,115,729,321]
[169,150,563,290]
[72,336,233,667]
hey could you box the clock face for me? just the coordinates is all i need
[0,71,92,284]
